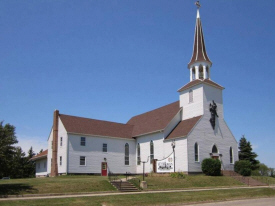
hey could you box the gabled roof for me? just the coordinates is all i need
[60,114,134,139]
[31,149,48,160]
[127,101,181,137]
[188,9,212,68]
[166,116,202,140]
[177,79,224,92]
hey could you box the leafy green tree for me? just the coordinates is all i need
[270,168,275,177]
[0,122,18,178]
[238,135,259,170]
[234,160,252,176]
[258,163,269,176]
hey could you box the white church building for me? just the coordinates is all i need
[33,7,238,177]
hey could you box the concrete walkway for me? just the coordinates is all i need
[0,185,274,201]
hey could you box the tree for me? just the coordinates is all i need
[234,160,252,176]
[238,135,259,170]
[258,163,269,176]
[0,122,18,178]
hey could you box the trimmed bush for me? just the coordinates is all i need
[234,160,251,176]
[201,158,221,176]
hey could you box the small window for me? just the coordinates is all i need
[192,67,195,80]
[230,147,233,164]
[80,156,86,166]
[44,162,46,168]
[60,156,62,166]
[150,141,154,164]
[60,137,63,146]
[194,143,199,162]
[189,89,193,103]
[206,66,209,79]
[125,143,129,165]
[137,143,141,165]
[103,143,107,152]
[80,137,86,146]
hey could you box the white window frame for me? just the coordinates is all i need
[150,140,154,164]
[60,137,63,146]
[80,137,86,146]
[230,147,234,164]
[103,143,107,152]
[189,89,193,103]
[80,156,86,166]
[125,143,129,165]
[194,142,199,162]
[60,156,62,166]
[137,143,141,165]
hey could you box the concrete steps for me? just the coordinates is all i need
[222,170,267,186]
[111,181,139,192]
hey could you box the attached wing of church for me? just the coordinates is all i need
[33,7,238,177]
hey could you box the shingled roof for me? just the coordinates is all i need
[127,101,181,137]
[178,79,224,92]
[60,114,134,139]
[166,116,202,140]
[31,149,48,160]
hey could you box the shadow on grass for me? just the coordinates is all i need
[0,184,38,197]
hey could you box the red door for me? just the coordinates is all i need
[101,162,107,176]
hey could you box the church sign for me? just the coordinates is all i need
[156,153,174,173]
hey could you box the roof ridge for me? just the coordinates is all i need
[127,101,179,121]
[59,114,129,126]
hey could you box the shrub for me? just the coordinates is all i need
[201,158,221,176]
[234,160,251,176]
[170,172,186,179]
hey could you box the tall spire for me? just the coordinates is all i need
[188,3,212,69]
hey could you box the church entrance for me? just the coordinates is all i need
[101,162,107,176]
[211,145,220,160]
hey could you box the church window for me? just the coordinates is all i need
[80,137,86,146]
[125,143,129,165]
[60,156,62,166]
[230,147,233,164]
[60,137,63,146]
[199,65,203,79]
[80,156,86,166]
[150,141,154,163]
[212,145,218,153]
[189,89,193,103]
[206,66,209,79]
[137,143,141,165]
[192,67,196,80]
[103,143,107,152]
[194,143,199,162]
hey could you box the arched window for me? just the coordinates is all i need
[125,143,129,165]
[230,147,233,164]
[212,145,218,153]
[150,141,154,164]
[137,143,141,165]
[206,66,209,79]
[194,143,199,162]
[189,89,193,103]
[199,65,203,79]
[192,67,196,80]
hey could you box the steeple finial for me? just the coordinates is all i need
[195,1,201,9]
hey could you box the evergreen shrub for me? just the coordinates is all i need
[201,158,221,176]
[170,172,186,179]
[234,160,251,176]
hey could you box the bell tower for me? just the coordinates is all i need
[178,2,224,121]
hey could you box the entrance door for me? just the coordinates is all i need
[212,156,219,160]
[101,162,107,176]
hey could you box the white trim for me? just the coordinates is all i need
[68,132,135,141]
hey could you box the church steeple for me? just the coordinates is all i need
[188,2,212,82]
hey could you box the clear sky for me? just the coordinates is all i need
[1,1,275,168]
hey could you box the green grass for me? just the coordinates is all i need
[144,175,244,190]
[0,188,274,206]
[252,176,275,185]
[0,175,115,196]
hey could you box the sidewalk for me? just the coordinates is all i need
[0,185,274,201]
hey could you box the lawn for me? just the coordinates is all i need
[252,176,275,185]
[144,175,244,190]
[0,175,115,196]
[0,188,274,206]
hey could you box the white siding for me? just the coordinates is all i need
[180,84,204,120]
[187,114,238,172]
[35,158,47,177]
[47,129,53,175]
[67,134,136,174]
[136,132,188,173]
[57,118,68,174]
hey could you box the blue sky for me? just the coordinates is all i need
[1,1,274,168]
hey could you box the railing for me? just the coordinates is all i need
[108,171,122,190]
